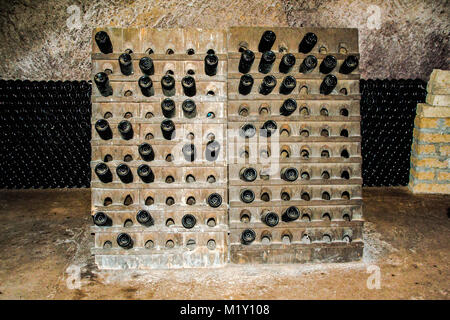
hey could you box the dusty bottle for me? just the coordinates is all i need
[95,31,113,54]
[261,120,277,137]
[240,167,257,182]
[259,75,277,95]
[319,55,337,74]
[239,74,254,95]
[239,49,255,73]
[281,167,299,182]
[241,229,256,245]
[119,53,133,76]
[160,119,175,140]
[320,74,337,95]
[93,212,112,226]
[116,163,133,183]
[182,99,196,118]
[339,55,359,74]
[139,57,154,75]
[207,193,222,208]
[138,142,155,161]
[94,72,113,97]
[182,214,197,229]
[95,119,112,140]
[182,76,196,97]
[299,55,318,73]
[258,50,276,74]
[138,76,153,97]
[161,98,176,118]
[298,32,317,53]
[280,98,297,116]
[117,233,133,249]
[137,164,154,183]
[161,74,176,96]
[282,206,300,222]
[279,53,296,73]
[95,162,112,183]
[261,210,279,227]
[136,210,154,227]
[118,120,133,140]
[279,76,296,95]
[204,54,218,76]
[258,30,276,52]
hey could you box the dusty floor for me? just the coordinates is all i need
[0,187,448,300]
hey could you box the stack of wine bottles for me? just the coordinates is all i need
[360,79,427,186]
[0,79,91,189]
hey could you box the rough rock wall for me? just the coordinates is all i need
[0,0,448,80]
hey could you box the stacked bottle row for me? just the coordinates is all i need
[227,27,364,264]
[0,79,91,189]
[90,28,229,269]
[360,79,427,186]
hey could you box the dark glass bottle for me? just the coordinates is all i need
[239,123,256,138]
[139,57,154,75]
[239,49,255,73]
[282,206,300,222]
[239,74,254,95]
[241,229,256,245]
[281,167,299,182]
[279,53,296,73]
[116,163,133,183]
[161,74,176,96]
[94,31,113,54]
[94,162,112,183]
[261,120,277,137]
[319,55,337,74]
[119,53,133,76]
[339,55,359,74]
[280,98,297,116]
[261,210,279,227]
[258,30,276,52]
[118,120,133,140]
[279,76,296,95]
[182,76,196,97]
[93,212,112,226]
[205,140,220,161]
[182,99,196,118]
[182,143,196,162]
[137,164,154,183]
[138,76,153,97]
[94,72,113,96]
[138,142,155,161]
[240,167,257,182]
[161,119,175,140]
[182,214,197,229]
[258,50,276,74]
[240,189,255,203]
[298,32,317,53]
[204,54,218,76]
[207,193,222,208]
[320,74,337,95]
[161,98,176,118]
[259,75,276,95]
[95,119,112,140]
[136,210,153,227]
[117,233,133,249]
[299,55,317,73]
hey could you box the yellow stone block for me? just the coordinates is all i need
[410,169,435,180]
[437,172,450,181]
[413,130,450,143]
[414,117,439,129]
[427,69,450,95]
[411,157,448,169]
[440,145,450,156]
[409,183,450,194]
[412,144,435,154]
[417,103,450,117]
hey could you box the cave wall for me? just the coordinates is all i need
[0,0,448,80]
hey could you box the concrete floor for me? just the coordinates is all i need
[0,187,448,300]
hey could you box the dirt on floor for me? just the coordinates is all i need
[0,187,448,300]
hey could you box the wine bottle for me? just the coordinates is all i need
[239,74,254,95]
[207,193,222,208]
[118,120,133,140]
[182,76,196,97]
[95,31,113,54]
[258,50,276,74]
[258,30,276,52]
[182,99,196,118]
[138,76,153,97]
[182,143,196,162]
[136,210,153,227]
[119,53,133,76]
[137,164,154,183]
[205,140,220,161]
[161,74,176,96]
[239,123,256,138]
[261,210,279,227]
[280,98,297,116]
[339,55,359,74]
[298,32,317,53]
[239,49,255,73]
[281,167,298,182]
[182,214,197,229]
[138,142,154,161]
[161,98,176,118]
[282,206,300,222]
[94,72,112,97]
[117,233,133,249]
[93,212,112,226]
[160,119,175,140]
[261,120,277,137]
[95,119,112,140]
[241,229,256,245]
[240,167,257,182]
[240,189,255,203]
[204,54,218,76]
[319,55,337,74]
[116,163,133,183]
[279,53,296,73]
[279,76,296,95]
[94,163,112,183]
[299,55,317,73]
[139,57,154,75]
[259,75,276,95]
[320,74,337,95]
